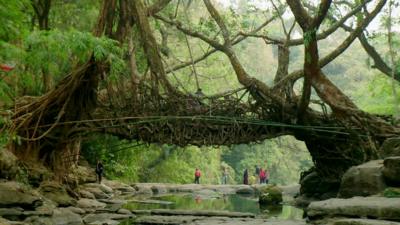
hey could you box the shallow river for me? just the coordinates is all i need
[123,193,304,219]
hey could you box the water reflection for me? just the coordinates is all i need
[123,194,303,219]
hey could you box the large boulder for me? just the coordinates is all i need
[67,165,97,185]
[380,137,400,158]
[0,182,43,209]
[24,216,54,225]
[103,180,135,193]
[83,213,132,224]
[338,160,386,198]
[0,217,12,225]
[0,207,23,221]
[80,185,110,199]
[382,157,400,185]
[51,208,83,225]
[82,183,113,194]
[0,149,19,180]
[25,162,53,188]
[322,218,400,225]
[132,184,153,195]
[300,171,339,199]
[235,185,255,195]
[76,198,106,209]
[259,185,283,205]
[78,190,95,199]
[307,197,400,221]
[39,181,76,207]
[151,185,168,195]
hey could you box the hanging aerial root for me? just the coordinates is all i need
[10,57,107,173]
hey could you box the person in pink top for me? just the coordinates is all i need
[259,168,266,184]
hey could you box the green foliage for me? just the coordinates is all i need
[356,74,400,115]
[259,184,283,205]
[81,135,226,184]
[0,29,125,105]
[0,0,31,41]
[222,136,312,185]
[383,187,400,198]
[50,0,100,32]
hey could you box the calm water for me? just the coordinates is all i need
[123,194,304,219]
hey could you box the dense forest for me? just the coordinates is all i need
[0,0,399,190]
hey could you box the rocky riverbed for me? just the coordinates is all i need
[0,180,400,225]
[0,179,306,225]
[1,157,400,225]
[0,178,400,225]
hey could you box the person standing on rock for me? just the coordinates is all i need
[222,168,228,184]
[243,169,249,185]
[259,168,266,184]
[265,169,270,184]
[96,160,104,184]
[255,165,260,184]
[194,168,201,184]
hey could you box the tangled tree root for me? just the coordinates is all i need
[11,58,106,176]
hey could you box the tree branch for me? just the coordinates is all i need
[202,0,231,44]
[312,0,332,28]
[154,15,225,50]
[147,0,172,16]
[286,0,312,29]
[132,0,177,95]
[330,7,400,82]
[273,0,386,89]
[240,0,369,46]
[319,0,386,67]
[162,14,278,73]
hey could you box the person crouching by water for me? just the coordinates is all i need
[194,168,201,184]
[96,160,104,184]
[243,168,249,185]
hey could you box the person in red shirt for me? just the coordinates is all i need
[194,168,201,184]
[0,64,14,72]
[259,168,266,184]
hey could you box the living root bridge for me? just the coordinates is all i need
[25,114,367,146]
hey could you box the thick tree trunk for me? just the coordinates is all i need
[274,45,292,101]
[131,0,177,95]
[42,70,53,92]
[31,0,51,30]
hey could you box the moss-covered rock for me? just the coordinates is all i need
[383,187,400,198]
[259,185,283,205]
[380,137,400,158]
[0,181,43,209]
[338,160,386,198]
[0,149,19,180]
[382,157,400,185]
[24,161,53,188]
[66,165,97,185]
[39,181,77,207]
